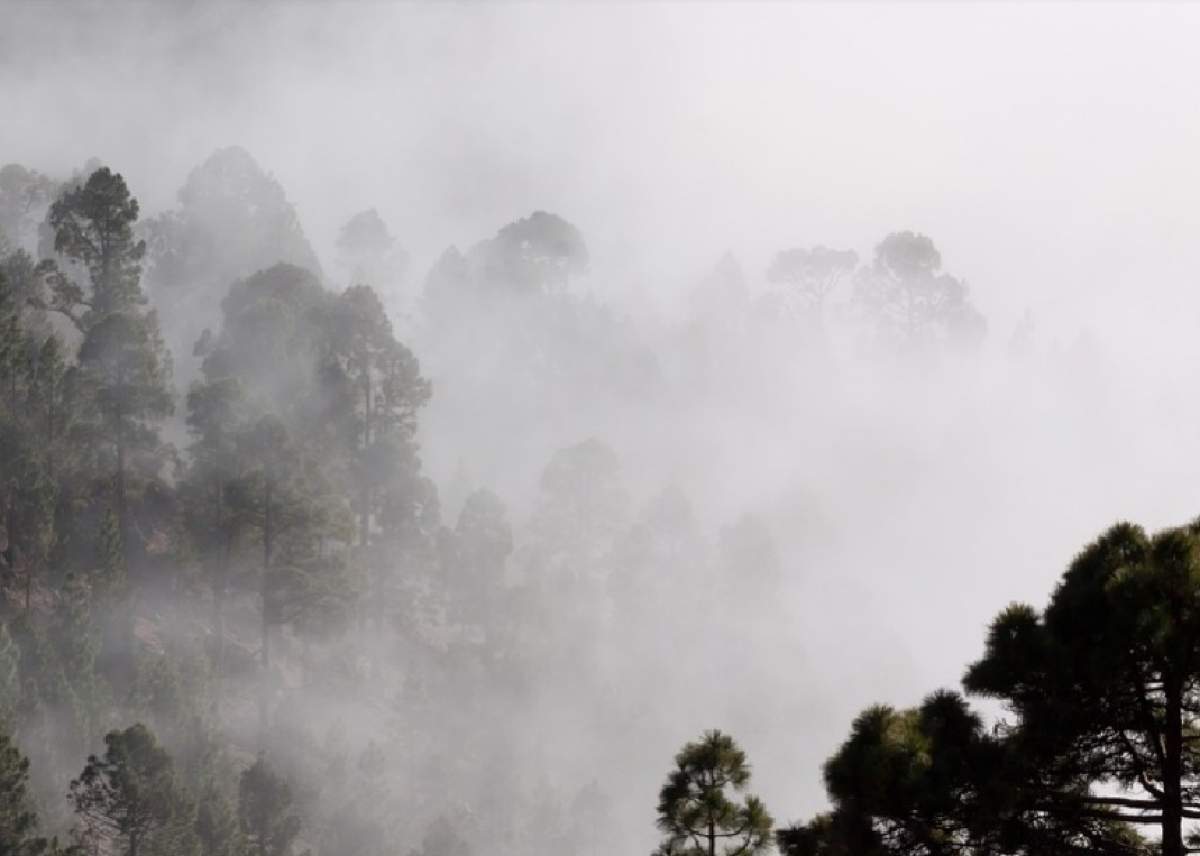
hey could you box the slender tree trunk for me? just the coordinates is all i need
[361,370,372,619]
[211,496,231,717]
[115,383,128,571]
[1163,676,1184,856]
[259,472,273,745]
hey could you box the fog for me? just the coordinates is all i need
[3,3,1200,855]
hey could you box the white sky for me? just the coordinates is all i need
[5,2,1200,346]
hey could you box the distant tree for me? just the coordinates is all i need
[141,147,322,382]
[319,803,387,856]
[534,437,627,570]
[321,284,430,552]
[407,817,471,856]
[468,211,589,295]
[852,232,985,352]
[718,514,780,600]
[144,146,321,295]
[194,782,242,856]
[0,164,56,254]
[421,246,471,319]
[447,488,513,634]
[238,756,300,856]
[2,250,49,336]
[336,209,408,290]
[0,625,19,727]
[69,723,193,856]
[0,257,64,611]
[766,246,858,328]
[690,253,750,325]
[0,728,49,856]
[654,730,773,856]
[42,167,174,572]
[180,350,253,713]
[608,486,703,616]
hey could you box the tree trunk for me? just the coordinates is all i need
[1163,676,1184,856]
[115,389,128,572]
[211,512,230,719]
[259,473,273,745]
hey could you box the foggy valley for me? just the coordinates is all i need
[3,4,1200,856]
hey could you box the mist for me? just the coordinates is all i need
[3,4,1200,856]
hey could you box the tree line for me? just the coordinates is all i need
[0,152,1029,856]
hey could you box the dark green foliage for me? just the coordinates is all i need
[791,690,1150,856]
[194,782,242,856]
[655,731,773,856]
[39,168,173,581]
[45,168,146,322]
[69,723,194,856]
[964,519,1200,856]
[777,811,886,856]
[0,727,49,856]
[238,757,300,856]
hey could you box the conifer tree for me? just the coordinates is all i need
[238,756,300,856]
[0,727,49,856]
[654,731,772,856]
[69,723,193,856]
[41,167,174,573]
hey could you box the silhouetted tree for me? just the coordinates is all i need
[852,232,984,353]
[965,520,1200,856]
[0,164,55,255]
[336,209,407,291]
[468,211,589,295]
[766,246,858,329]
[783,689,1149,856]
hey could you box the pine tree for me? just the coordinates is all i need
[238,756,300,856]
[654,731,772,856]
[0,727,49,856]
[69,723,192,856]
[42,167,174,575]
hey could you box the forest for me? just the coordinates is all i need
[5,4,1200,856]
[2,146,1194,856]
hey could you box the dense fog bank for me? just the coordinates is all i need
[3,5,1200,856]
